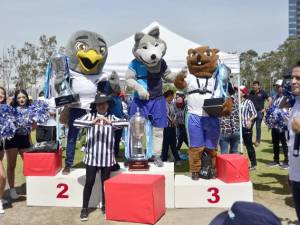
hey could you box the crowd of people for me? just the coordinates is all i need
[0,67,299,223]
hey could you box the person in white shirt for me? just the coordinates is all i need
[289,62,300,223]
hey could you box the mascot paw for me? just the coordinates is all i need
[292,117,300,134]
[174,71,187,90]
[137,87,150,100]
[221,98,233,116]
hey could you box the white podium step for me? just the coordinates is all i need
[175,175,253,208]
[26,169,102,208]
[26,162,174,208]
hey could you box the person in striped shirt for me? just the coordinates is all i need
[74,92,127,221]
[240,86,257,170]
[161,90,181,165]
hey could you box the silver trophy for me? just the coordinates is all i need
[51,52,79,107]
[128,109,149,170]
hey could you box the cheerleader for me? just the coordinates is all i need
[0,87,7,213]
[5,89,32,200]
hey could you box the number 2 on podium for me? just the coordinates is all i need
[207,187,220,203]
[57,183,69,199]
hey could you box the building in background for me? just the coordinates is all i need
[289,0,300,37]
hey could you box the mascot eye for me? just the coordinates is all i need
[142,46,148,50]
[154,42,159,47]
[205,50,212,56]
[100,47,106,54]
[75,42,87,51]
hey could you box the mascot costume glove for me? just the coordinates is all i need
[125,27,178,167]
[174,46,232,180]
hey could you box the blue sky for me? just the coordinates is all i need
[0,0,287,54]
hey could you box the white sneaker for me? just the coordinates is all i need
[9,188,19,200]
[0,200,4,214]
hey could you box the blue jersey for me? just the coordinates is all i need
[128,59,167,99]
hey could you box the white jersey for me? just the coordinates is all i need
[70,70,110,110]
[185,74,221,116]
[288,96,300,182]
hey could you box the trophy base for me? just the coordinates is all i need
[128,160,149,171]
[55,93,80,107]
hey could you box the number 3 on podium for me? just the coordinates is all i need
[207,187,220,203]
[56,183,69,199]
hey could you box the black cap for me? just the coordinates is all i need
[92,92,112,104]
[209,201,281,225]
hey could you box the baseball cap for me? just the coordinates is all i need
[239,86,249,95]
[274,79,283,87]
[209,201,281,225]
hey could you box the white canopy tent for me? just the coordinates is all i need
[105,21,240,80]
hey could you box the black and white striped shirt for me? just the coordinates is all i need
[74,112,127,167]
[241,99,257,128]
[272,95,285,107]
[166,101,176,127]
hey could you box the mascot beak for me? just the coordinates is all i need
[76,49,103,73]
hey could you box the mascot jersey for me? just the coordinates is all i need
[185,70,222,150]
[70,69,110,110]
[128,58,167,128]
[186,71,222,117]
[128,59,167,99]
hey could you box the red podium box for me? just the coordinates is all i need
[23,148,62,176]
[216,154,249,183]
[105,174,165,224]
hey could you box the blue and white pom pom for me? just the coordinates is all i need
[29,100,50,124]
[265,105,289,130]
[0,104,17,139]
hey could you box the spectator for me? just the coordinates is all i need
[161,90,181,166]
[175,92,188,152]
[5,89,32,200]
[267,80,289,169]
[219,84,240,154]
[209,201,281,225]
[36,91,57,142]
[249,81,272,146]
[0,87,7,213]
[288,62,300,223]
[240,86,257,170]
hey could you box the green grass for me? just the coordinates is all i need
[9,124,289,198]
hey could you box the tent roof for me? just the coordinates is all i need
[105,21,240,76]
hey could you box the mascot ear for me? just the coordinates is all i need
[148,27,160,38]
[211,48,219,54]
[134,32,145,43]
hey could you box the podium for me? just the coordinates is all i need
[175,175,253,208]
[26,169,102,208]
[26,162,174,208]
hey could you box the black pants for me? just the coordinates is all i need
[176,124,189,151]
[161,127,180,161]
[271,128,288,164]
[114,129,123,157]
[36,126,56,142]
[291,181,300,223]
[242,127,257,167]
[82,165,111,209]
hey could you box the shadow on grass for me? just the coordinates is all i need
[285,195,295,208]
[260,138,272,145]
[253,173,291,195]
[256,157,273,164]
[260,147,274,154]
